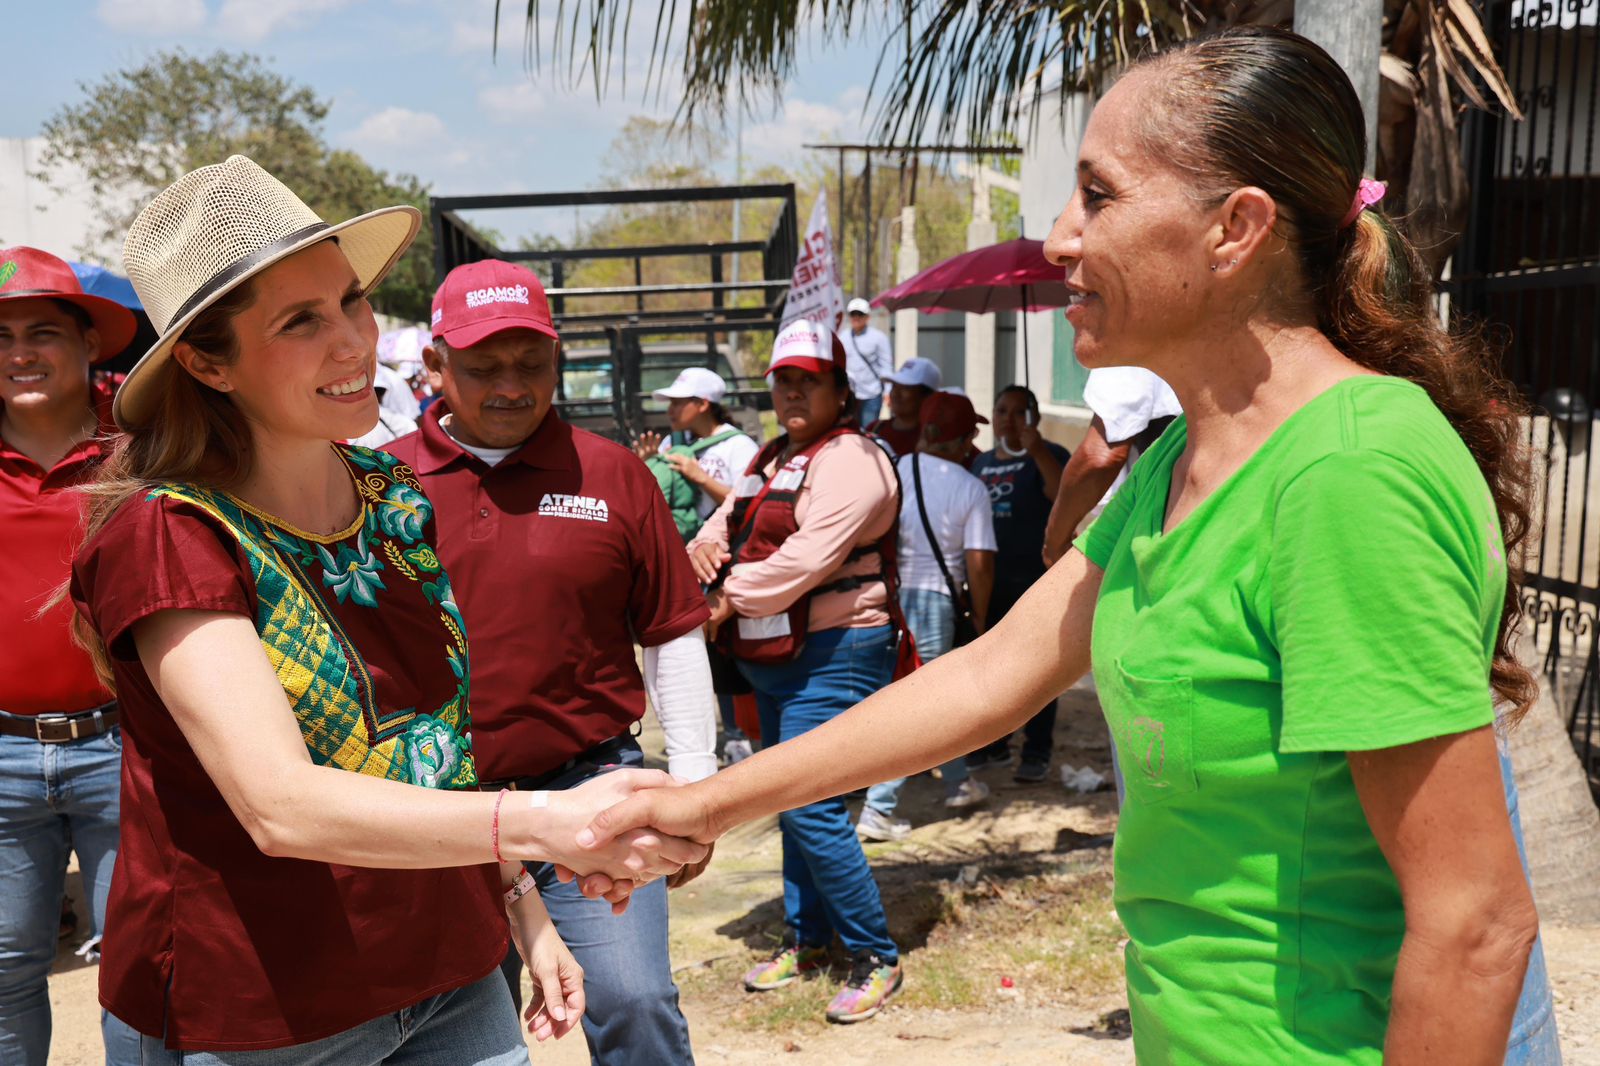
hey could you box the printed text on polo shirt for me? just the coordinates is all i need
[538,493,610,522]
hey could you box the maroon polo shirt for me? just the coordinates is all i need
[384,406,710,780]
[867,418,921,459]
[1,386,115,714]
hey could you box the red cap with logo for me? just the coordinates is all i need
[919,390,988,445]
[430,259,558,350]
[0,247,138,363]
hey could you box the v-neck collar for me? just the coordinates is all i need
[1151,375,1388,542]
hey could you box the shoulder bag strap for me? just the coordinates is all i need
[911,454,972,616]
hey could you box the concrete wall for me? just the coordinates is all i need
[0,138,124,263]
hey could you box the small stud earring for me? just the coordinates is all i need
[216,382,232,392]
[1210,264,1218,272]
[1231,258,1238,267]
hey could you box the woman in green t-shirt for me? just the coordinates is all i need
[571,27,1551,1065]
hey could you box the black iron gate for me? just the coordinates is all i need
[1454,0,1600,791]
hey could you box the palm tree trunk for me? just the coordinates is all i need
[1507,631,1600,924]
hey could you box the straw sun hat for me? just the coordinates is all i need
[114,154,420,429]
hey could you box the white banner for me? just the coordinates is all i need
[781,189,846,329]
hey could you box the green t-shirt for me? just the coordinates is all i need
[1075,376,1505,1064]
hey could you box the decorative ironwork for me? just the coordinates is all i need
[1457,0,1600,794]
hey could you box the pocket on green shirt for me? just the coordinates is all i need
[1111,662,1198,803]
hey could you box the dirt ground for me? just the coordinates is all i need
[44,680,1600,1064]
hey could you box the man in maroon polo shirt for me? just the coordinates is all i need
[0,248,139,1066]
[385,260,715,1065]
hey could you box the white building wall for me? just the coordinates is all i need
[0,138,126,264]
[1019,88,1092,432]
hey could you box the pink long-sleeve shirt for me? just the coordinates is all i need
[692,433,899,631]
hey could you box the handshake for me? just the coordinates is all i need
[513,768,721,909]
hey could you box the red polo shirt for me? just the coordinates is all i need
[1,389,114,715]
[868,418,920,459]
[384,407,710,780]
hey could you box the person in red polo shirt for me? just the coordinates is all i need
[385,260,716,1066]
[0,247,140,1066]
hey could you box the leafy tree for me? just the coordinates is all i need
[38,49,435,321]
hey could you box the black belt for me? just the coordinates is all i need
[478,733,633,793]
[0,702,119,744]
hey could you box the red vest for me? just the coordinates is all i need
[719,427,916,672]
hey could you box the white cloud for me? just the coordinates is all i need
[95,0,206,34]
[743,96,863,162]
[214,0,358,43]
[347,107,448,148]
[476,81,548,123]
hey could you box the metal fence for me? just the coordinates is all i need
[1453,0,1600,791]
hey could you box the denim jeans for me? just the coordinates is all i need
[857,396,883,432]
[0,726,139,1066]
[1499,745,1562,1064]
[136,971,528,1065]
[739,626,899,961]
[973,580,1056,765]
[866,589,971,815]
[498,739,694,1066]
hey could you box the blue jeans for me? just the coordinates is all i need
[498,740,694,1066]
[857,396,883,431]
[739,626,899,960]
[866,589,971,815]
[137,971,528,1065]
[973,580,1056,765]
[0,726,138,1066]
[1499,745,1562,1064]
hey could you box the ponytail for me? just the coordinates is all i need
[1320,211,1536,718]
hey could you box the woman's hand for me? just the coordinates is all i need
[664,452,707,485]
[506,888,585,1042]
[632,431,664,461]
[576,778,721,854]
[689,541,731,585]
[704,590,736,641]
[514,769,707,882]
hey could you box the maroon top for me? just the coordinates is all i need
[868,418,920,459]
[70,487,505,1052]
[384,407,709,780]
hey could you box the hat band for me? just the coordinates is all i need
[1,288,84,299]
[167,221,331,329]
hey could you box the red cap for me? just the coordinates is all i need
[0,247,138,363]
[430,259,558,350]
[919,391,988,445]
[767,318,848,377]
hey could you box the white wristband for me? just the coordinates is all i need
[504,866,537,906]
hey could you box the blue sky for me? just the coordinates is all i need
[11,0,887,244]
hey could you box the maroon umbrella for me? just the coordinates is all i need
[870,238,1069,315]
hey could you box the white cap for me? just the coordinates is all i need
[768,318,845,377]
[883,357,943,390]
[847,297,872,315]
[652,366,728,403]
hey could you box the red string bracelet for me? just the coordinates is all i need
[491,788,509,863]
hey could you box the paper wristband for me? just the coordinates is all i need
[504,867,537,906]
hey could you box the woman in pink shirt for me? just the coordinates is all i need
[687,319,903,1024]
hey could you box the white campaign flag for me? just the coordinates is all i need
[781,189,846,329]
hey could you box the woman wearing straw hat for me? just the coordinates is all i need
[65,156,706,1063]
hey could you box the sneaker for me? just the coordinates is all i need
[723,737,754,765]
[826,952,904,1023]
[743,944,828,992]
[856,806,911,842]
[944,778,991,809]
[1014,759,1050,784]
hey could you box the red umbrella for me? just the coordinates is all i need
[871,238,1069,315]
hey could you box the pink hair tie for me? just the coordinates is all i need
[1341,178,1387,228]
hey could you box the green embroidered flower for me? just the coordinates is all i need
[343,447,391,472]
[400,714,470,788]
[317,531,387,607]
[376,481,432,544]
